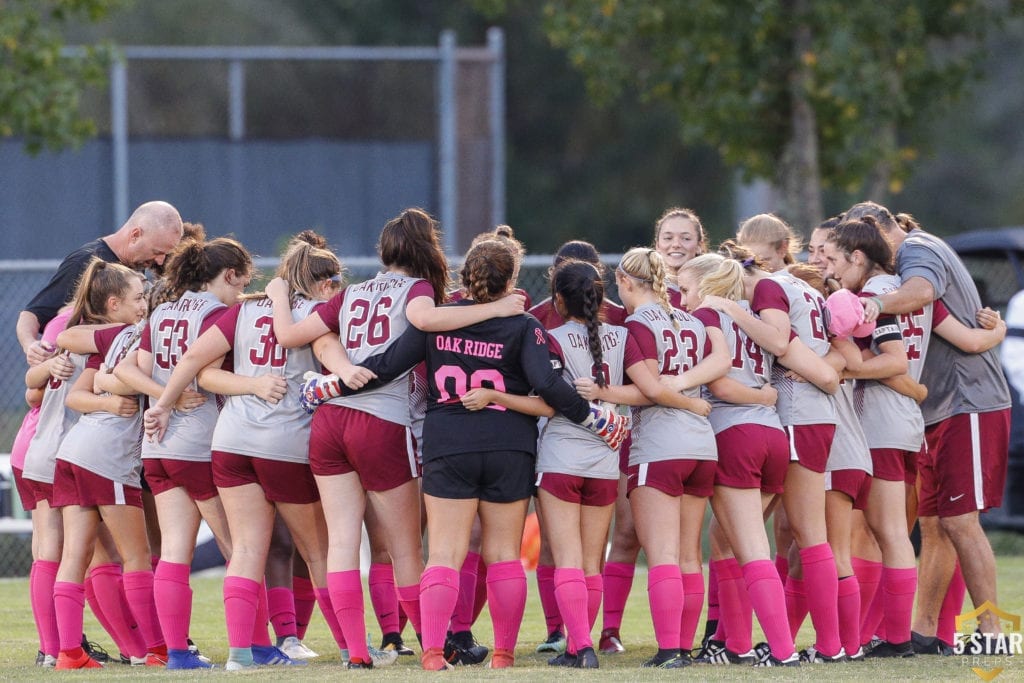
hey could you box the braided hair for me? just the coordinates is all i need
[552,260,607,387]
[618,247,677,329]
[460,239,516,304]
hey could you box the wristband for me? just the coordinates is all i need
[868,296,884,315]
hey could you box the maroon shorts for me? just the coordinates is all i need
[784,424,836,474]
[536,472,617,507]
[308,405,418,492]
[143,458,218,501]
[870,448,917,483]
[52,460,143,508]
[626,459,716,498]
[618,433,633,475]
[714,424,788,493]
[12,467,37,512]
[918,410,1010,518]
[905,446,921,487]
[826,468,872,510]
[212,451,320,505]
[19,473,53,510]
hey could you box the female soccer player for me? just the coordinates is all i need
[654,207,708,310]
[736,213,801,273]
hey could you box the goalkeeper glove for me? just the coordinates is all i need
[581,401,629,451]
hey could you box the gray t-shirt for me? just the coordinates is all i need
[896,231,1011,424]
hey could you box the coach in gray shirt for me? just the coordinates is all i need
[857,202,1010,640]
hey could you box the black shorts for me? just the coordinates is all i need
[422,450,534,503]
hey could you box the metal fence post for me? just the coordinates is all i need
[487,27,505,229]
[110,59,129,227]
[228,60,246,141]
[438,30,458,255]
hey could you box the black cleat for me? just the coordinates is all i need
[548,651,577,667]
[642,648,689,668]
[865,640,914,658]
[380,631,415,656]
[81,634,110,663]
[911,631,953,656]
[573,646,599,669]
[444,630,489,666]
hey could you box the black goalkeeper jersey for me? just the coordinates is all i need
[349,302,590,461]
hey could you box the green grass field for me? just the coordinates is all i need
[1,549,1023,681]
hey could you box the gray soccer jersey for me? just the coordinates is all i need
[538,321,629,480]
[854,274,927,451]
[142,290,226,462]
[826,381,872,475]
[22,352,86,484]
[698,306,783,434]
[626,303,717,464]
[754,274,837,426]
[210,297,318,463]
[56,324,145,486]
[896,230,1011,424]
[325,272,426,426]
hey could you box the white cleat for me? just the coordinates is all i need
[279,636,319,660]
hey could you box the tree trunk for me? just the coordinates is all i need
[778,0,823,236]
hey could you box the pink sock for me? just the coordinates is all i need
[83,570,119,653]
[647,564,682,650]
[399,602,409,635]
[882,567,917,645]
[293,576,316,640]
[327,570,368,663]
[29,563,43,652]
[537,564,562,637]
[251,581,272,647]
[54,581,86,653]
[315,587,347,649]
[154,560,192,651]
[861,575,886,643]
[123,570,164,651]
[602,562,635,631]
[774,554,789,583]
[487,560,527,653]
[368,563,399,636]
[799,543,841,657]
[450,552,479,633]
[718,559,751,653]
[784,577,807,640]
[554,568,590,653]
[837,576,861,655]
[937,563,966,645]
[223,576,260,648]
[852,557,883,645]
[708,558,729,641]
[707,559,720,622]
[680,572,705,652]
[585,575,603,630]
[419,565,459,651]
[396,585,422,636]
[743,559,794,660]
[471,556,488,625]
[31,560,60,656]
[267,587,297,640]
[88,563,141,657]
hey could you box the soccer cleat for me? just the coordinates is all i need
[488,648,514,668]
[188,638,213,665]
[865,640,914,658]
[299,372,344,414]
[642,649,689,668]
[37,652,57,668]
[574,646,599,669]
[752,641,771,660]
[251,644,306,666]
[581,401,629,451]
[380,631,414,656]
[279,636,319,660]
[911,631,953,656]
[598,628,626,654]
[81,634,111,663]
[548,651,577,667]
[56,649,104,670]
[367,642,400,667]
[444,630,489,665]
[225,659,258,671]
[799,646,847,663]
[166,648,215,669]
[846,646,867,661]
[421,647,453,671]
[864,635,883,654]
[536,629,567,654]
[753,650,800,667]
[694,639,755,665]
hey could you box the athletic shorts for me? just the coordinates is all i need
[143,458,218,501]
[618,433,632,475]
[825,468,871,511]
[784,424,836,474]
[626,459,716,498]
[713,424,788,493]
[422,450,534,503]
[905,445,921,487]
[918,410,1010,518]
[12,466,36,512]
[52,460,143,508]
[870,448,915,483]
[212,451,319,505]
[308,404,418,492]
[536,472,617,507]
[19,473,53,510]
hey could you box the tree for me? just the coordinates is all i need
[542,0,1014,232]
[0,0,121,153]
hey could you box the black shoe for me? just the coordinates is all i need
[642,648,688,668]
[574,647,599,669]
[346,659,373,669]
[380,631,415,656]
[444,630,489,666]
[866,640,914,658]
[81,635,110,663]
[694,639,755,664]
[699,619,718,651]
[910,631,954,656]
[119,654,132,665]
[799,646,847,663]
[753,650,800,667]
[548,651,577,667]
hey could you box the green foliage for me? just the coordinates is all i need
[543,0,1007,196]
[0,0,120,153]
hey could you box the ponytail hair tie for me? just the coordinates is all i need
[741,257,755,268]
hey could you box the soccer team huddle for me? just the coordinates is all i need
[12,200,1013,672]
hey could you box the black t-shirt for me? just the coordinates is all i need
[348,302,590,460]
[24,238,121,327]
